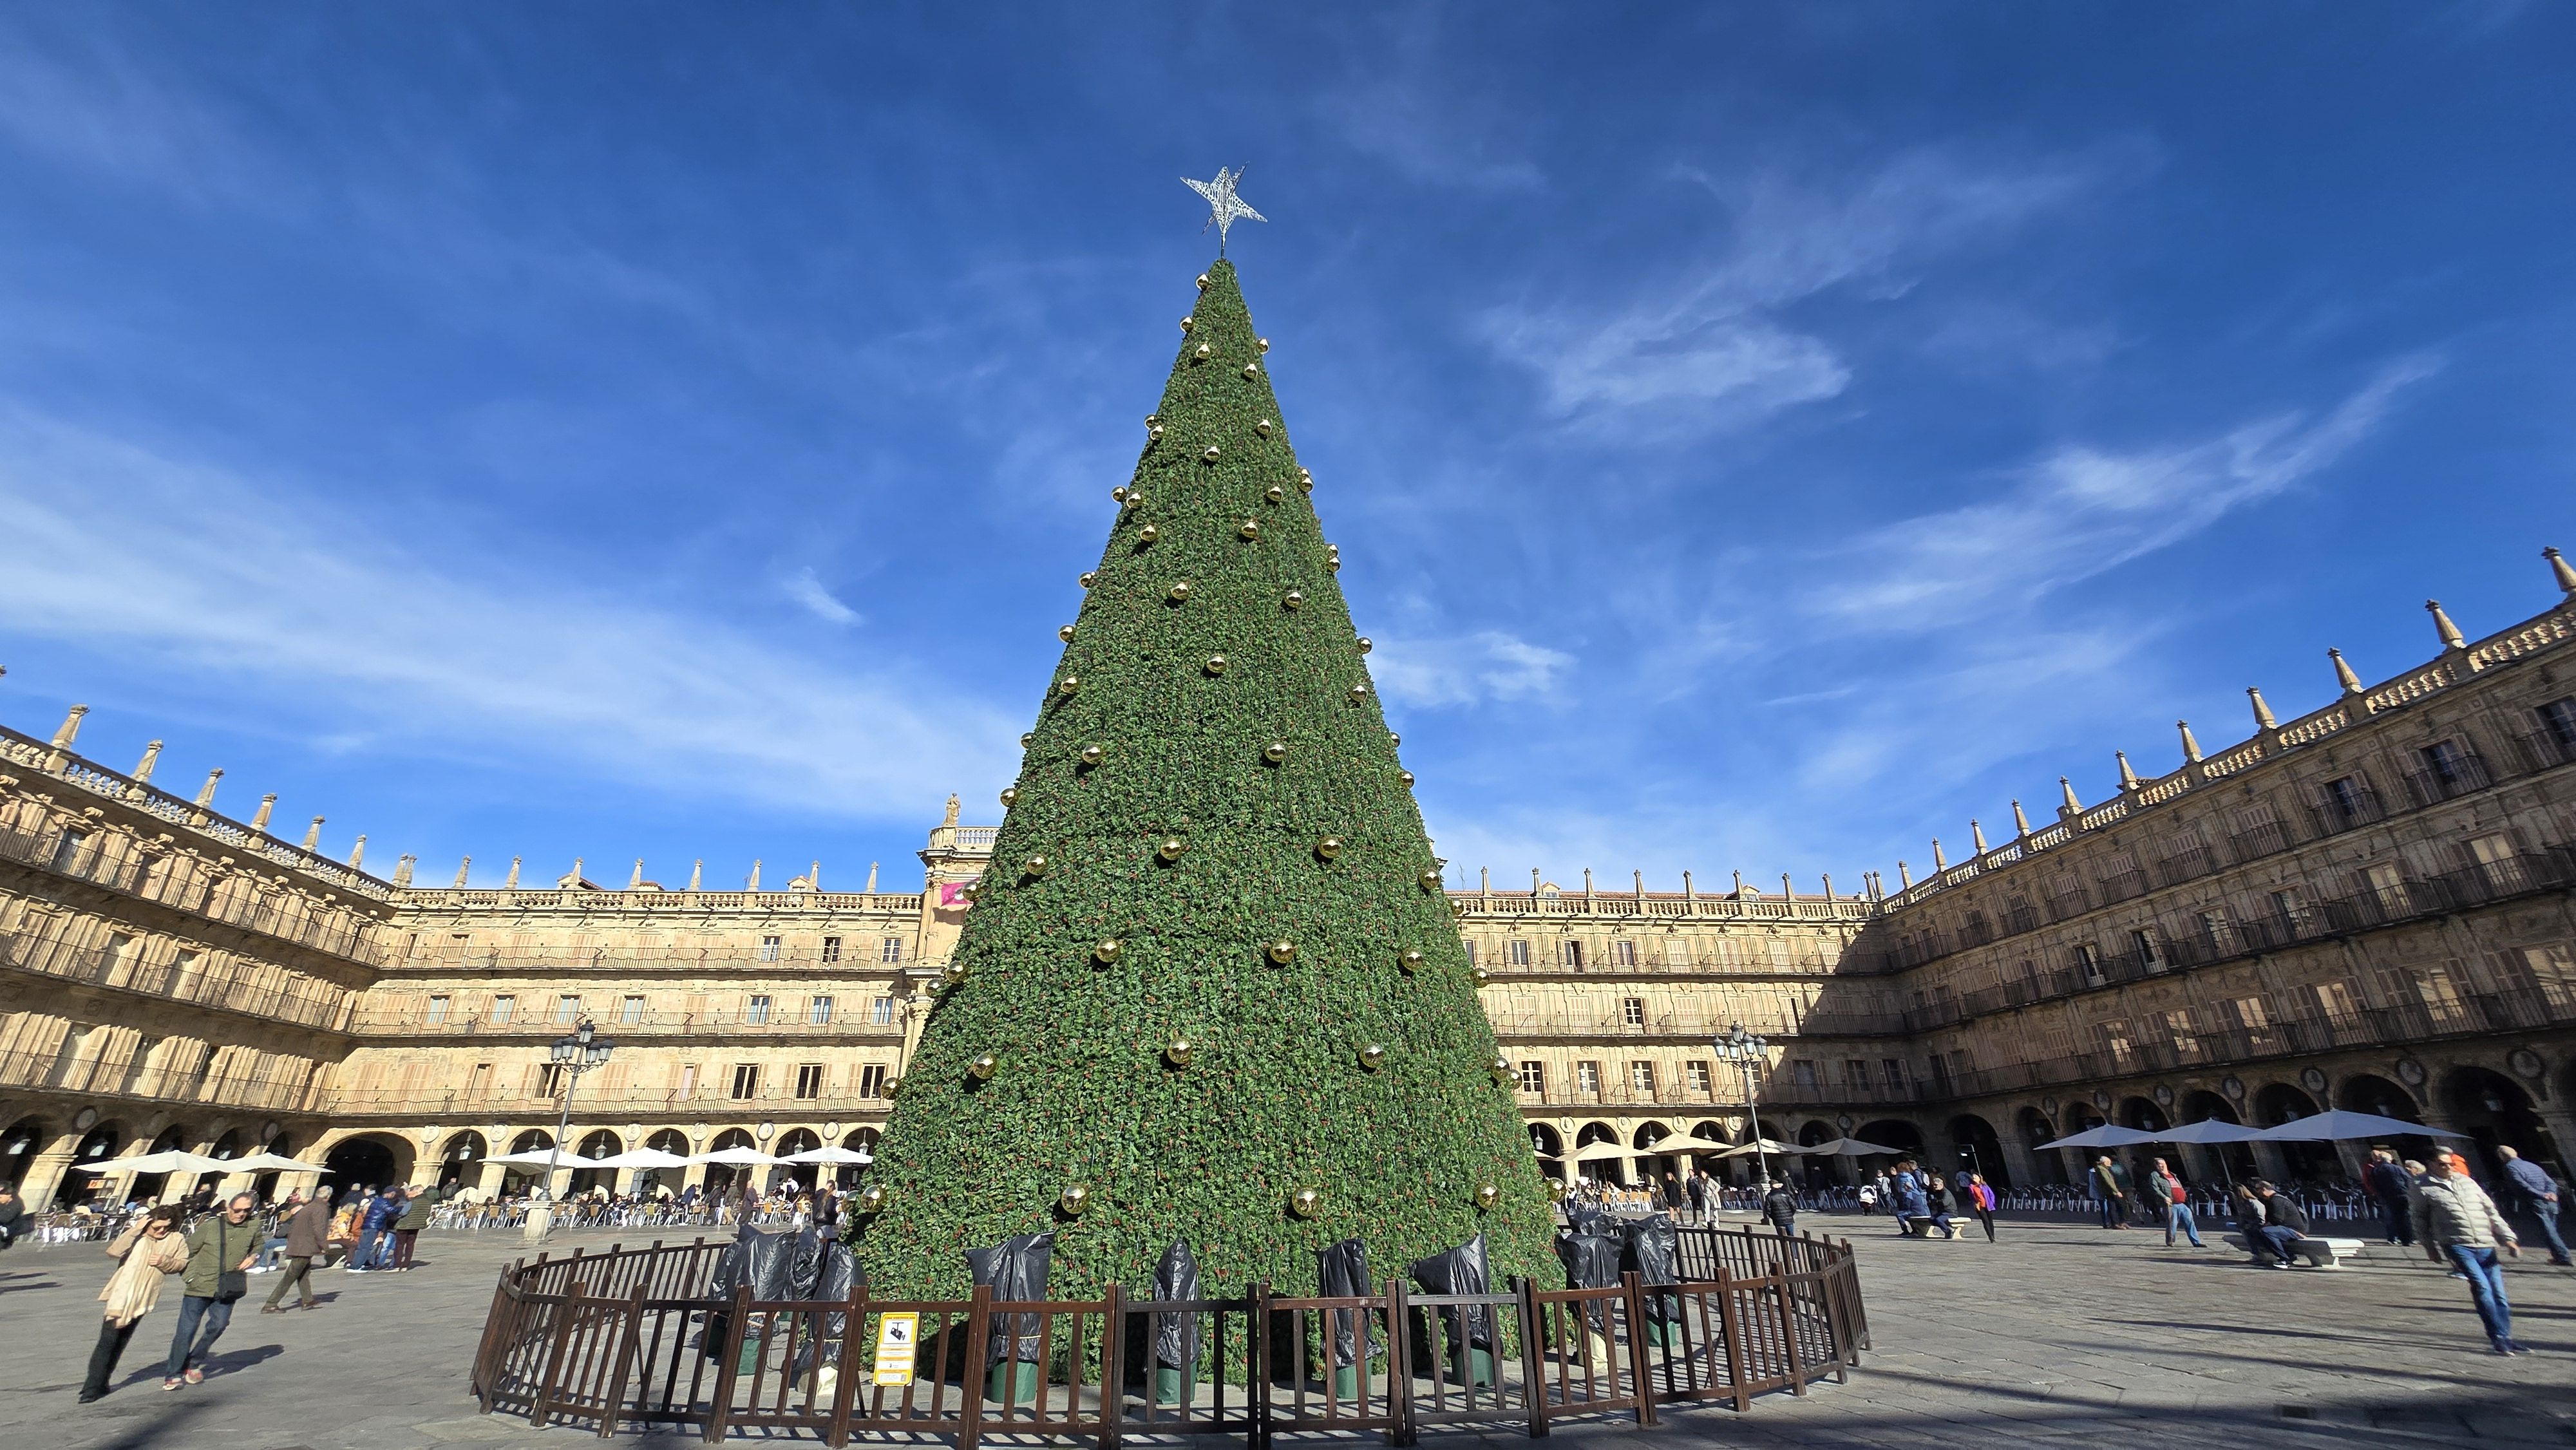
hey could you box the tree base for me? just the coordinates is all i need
[987,1360,1039,1405]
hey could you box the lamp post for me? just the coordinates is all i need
[526,1019,615,1243]
[1712,1024,1772,1189]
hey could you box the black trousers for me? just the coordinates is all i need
[82,1318,139,1398]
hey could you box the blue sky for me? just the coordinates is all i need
[2,5,2570,894]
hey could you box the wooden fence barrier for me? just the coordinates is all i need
[470,1225,1866,1445]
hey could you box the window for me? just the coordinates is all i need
[794,1063,824,1099]
[172,950,202,992]
[1628,1060,1656,1093]
[859,1064,889,1098]
[1845,1059,1870,1087]
[426,995,450,1026]
[2130,928,2163,970]
[677,1064,698,1098]
[2423,738,2471,785]
[621,995,645,1024]
[101,932,133,975]
[1575,1060,1601,1095]
[1462,940,1477,966]
[2364,862,2409,914]
[1880,1059,1906,1090]
[535,1063,567,1099]
[2270,889,2306,934]
[2322,774,2373,826]
[1768,939,1794,970]
[2314,980,2360,1021]
[2096,1021,2134,1068]
[491,994,515,1024]
[744,994,772,1026]
[1516,1060,1546,1094]
[554,994,580,1024]
[1613,939,1636,966]
[468,1062,492,1100]
[730,1063,760,1099]
[1620,997,1645,1026]
[871,995,896,1024]
[1562,939,1584,968]
[1685,1060,1711,1095]
[880,936,904,964]
[821,936,842,964]
[2197,909,2234,954]
[1507,939,1531,966]
[49,828,88,872]
[809,995,833,1025]
[2228,996,2269,1031]
[2544,696,2576,749]
[2074,943,2103,984]
[758,936,781,962]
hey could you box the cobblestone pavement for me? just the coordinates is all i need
[0,1214,2569,1450]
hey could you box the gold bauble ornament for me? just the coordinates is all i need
[1547,1178,1569,1202]
[1157,836,1185,862]
[941,960,968,985]
[1262,741,1288,764]
[1488,1053,1513,1082]
[1265,484,1285,502]
[1058,624,1076,642]
[1194,342,1212,360]
[1471,965,1491,984]
[1289,1187,1321,1218]
[1112,485,1128,502]
[1388,732,1401,746]
[1093,937,1122,963]
[1195,273,1211,291]
[999,787,1018,807]
[1327,554,1342,574]
[1282,589,1305,610]
[884,1076,903,1097]
[1021,854,1050,878]
[1137,524,1159,544]
[961,883,981,903]
[1079,744,1105,766]
[1021,731,1036,748]
[1200,445,1220,462]
[1057,675,1079,695]
[1265,939,1297,965]
[1255,419,1273,436]
[1148,425,1164,441]
[1256,336,1271,353]
[968,1051,998,1081]
[1146,413,1160,426]
[1059,1184,1091,1216]
[1238,519,1260,540]
[1298,467,1314,491]
[1474,1183,1501,1210]
[1179,316,1194,332]
[855,1183,886,1214]
[1163,1037,1196,1068]
[1168,580,1193,602]
[1315,836,1343,861]
[1356,637,1372,655]
[1241,362,1260,379]
[1419,869,1443,892]
[1079,571,1097,588]
[1400,771,1416,787]
[1204,654,1227,675]
[1347,684,1370,703]
[1358,1043,1387,1071]
[1400,948,1425,972]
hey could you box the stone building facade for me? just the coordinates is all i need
[4,558,2573,1208]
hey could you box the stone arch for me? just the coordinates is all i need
[509,1129,555,1154]
[2440,1064,2561,1182]
[1630,1120,1673,1150]
[645,1128,691,1156]
[1856,1119,1926,1158]
[565,1129,623,1196]
[319,1131,413,1196]
[705,1126,758,1196]
[1526,1122,1564,1163]
[1946,1113,2009,1187]
[1795,1119,1837,1147]
[776,1127,822,1158]
[57,1122,125,1207]
[1,1115,51,1191]
[2336,1073,2421,1121]
[2179,1090,2257,1181]
[2060,1102,2106,1134]
[2117,1096,2167,1133]
[437,1130,489,1189]
[2015,1106,2066,1183]
[2249,1082,2335,1182]
[843,1127,880,1154]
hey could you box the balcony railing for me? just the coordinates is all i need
[0,927,352,1032]
[323,1085,900,1118]
[0,1045,325,1114]
[0,819,390,966]
[2403,751,2494,808]
[348,1006,910,1037]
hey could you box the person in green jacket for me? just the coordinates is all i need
[390,1181,446,1270]
[164,1192,261,1389]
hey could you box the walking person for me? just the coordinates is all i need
[2090,1156,2129,1230]
[78,1205,189,1402]
[1685,1169,1709,1225]
[2414,1151,2526,1354]
[2495,1147,2571,1267]
[261,1188,336,1313]
[1965,1173,1999,1241]
[164,1192,261,1389]
[392,1180,446,1270]
[1761,1178,1798,1238]
[2148,1159,2206,1248]
[2365,1148,2416,1245]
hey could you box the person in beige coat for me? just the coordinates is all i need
[79,1205,190,1402]
[2412,1152,2524,1355]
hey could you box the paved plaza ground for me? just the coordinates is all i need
[1,1213,2570,1450]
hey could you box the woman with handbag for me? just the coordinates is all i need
[79,1205,190,1402]
[164,1192,261,1389]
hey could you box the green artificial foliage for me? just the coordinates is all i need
[853,258,1555,1302]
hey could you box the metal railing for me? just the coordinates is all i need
[469,1225,1866,1443]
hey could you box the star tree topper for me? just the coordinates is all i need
[1184,167,1266,252]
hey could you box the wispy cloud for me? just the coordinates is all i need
[1479,144,2138,438]
[0,411,1014,821]
[1374,630,1575,708]
[1812,354,2443,630]
[784,568,861,625]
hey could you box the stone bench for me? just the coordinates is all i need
[2226,1231,2365,1268]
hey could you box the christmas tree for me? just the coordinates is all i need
[852,256,1553,1301]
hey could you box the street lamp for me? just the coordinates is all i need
[529,1019,616,1243]
[1712,1024,1772,1189]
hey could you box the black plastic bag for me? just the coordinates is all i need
[1622,1212,1683,1338]
[703,1222,808,1359]
[1408,1233,1497,1352]
[1554,1227,1622,1335]
[965,1232,1054,1366]
[1151,1239,1202,1370]
[1565,1206,1611,1237]
[1315,1237,1377,1366]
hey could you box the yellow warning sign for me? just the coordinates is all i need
[872,1312,920,1387]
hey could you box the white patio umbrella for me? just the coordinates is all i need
[783,1145,874,1166]
[2254,1109,2465,1142]
[1807,1138,1903,1157]
[692,1145,788,1166]
[2146,1120,2266,1145]
[2032,1124,2158,1152]
[1569,1140,1642,1163]
[1716,1138,1806,1158]
[484,1148,575,1167]
[79,1150,228,1176]
[573,1149,694,1170]
[223,1151,328,1172]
